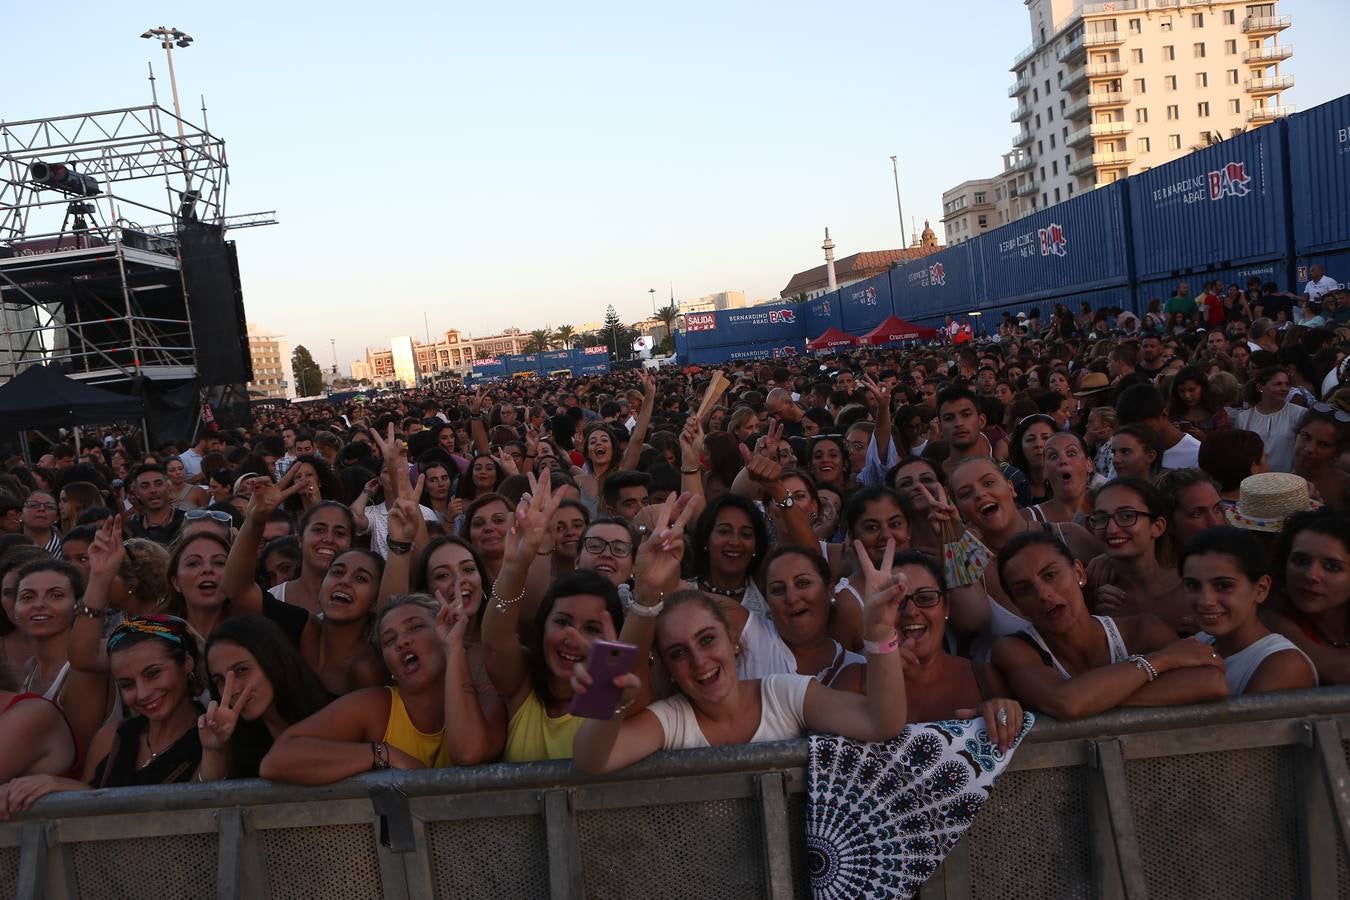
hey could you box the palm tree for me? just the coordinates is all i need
[654,304,679,339]
[526,328,551,353]
[553,324,577,348]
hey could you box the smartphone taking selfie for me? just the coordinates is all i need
[569,640,638,719]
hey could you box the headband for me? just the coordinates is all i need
[107,614,191,653]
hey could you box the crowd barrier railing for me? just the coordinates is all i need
[4,686,1349,900]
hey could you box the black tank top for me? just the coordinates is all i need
[92,710,202,788]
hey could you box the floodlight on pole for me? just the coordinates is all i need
[141,26,195,197]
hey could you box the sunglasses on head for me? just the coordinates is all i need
[1310,402,1350,424]
[185,509,234,523]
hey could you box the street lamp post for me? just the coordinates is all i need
[649,288,656,315]
[889,155,908,253]
[141,26,194,194]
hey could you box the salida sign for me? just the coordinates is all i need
[684,312,717,332]
[999,223,1068,259]
[1151,160,1253,207]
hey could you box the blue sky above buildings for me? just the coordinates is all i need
[5,1,1341,369]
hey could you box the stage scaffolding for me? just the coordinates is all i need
[0,103,275,387]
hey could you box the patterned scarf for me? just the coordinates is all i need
[107,614,192,652]
[807,714,1035,900]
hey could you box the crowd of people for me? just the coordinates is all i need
[1,274,1347,815]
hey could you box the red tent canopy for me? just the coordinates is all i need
[806,327,858,350]
[860,315,938,345]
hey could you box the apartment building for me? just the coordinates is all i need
[1007,0,1291,212]
[679,291,749,315]
[942,178,1001,244]
[246,325,293,400]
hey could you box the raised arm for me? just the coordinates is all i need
[803,538,907,742]
[618,371,657,472]
[480,473,563,700]
[678,416,707,500]
[919,483,992,636]
[68,516,123,675]
[377,491,429,609]
[743,422,815,550]
[436,595,505,765]
[224,467,303,616]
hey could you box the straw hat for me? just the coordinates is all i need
[1073,372,1112,397]
[1225,472,1320,533]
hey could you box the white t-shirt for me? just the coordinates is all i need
[1197,632,1316,696]
[1305,275,1341,302]
[646,673,811,750]
[736,611,799,680]
[363,501,441,559]
[1161,432,1202,470]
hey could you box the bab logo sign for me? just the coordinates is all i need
[849,286,878,306]
[767,309,796,324]
[929,262,946,286]
[1038,223,1067,257]
[1208,161,1251,201]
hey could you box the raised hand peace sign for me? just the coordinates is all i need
[87,515,126,583]
[434,590,470,650]
[740,418,785,484]
[506,471,565,558]
[197,669,252,752]
[633,490,702,596]
[852,537,905,641]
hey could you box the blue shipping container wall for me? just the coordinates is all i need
[681,303,805,350]
[539,350,574,369]
[839,271,895,335]
[892,242,977,324]
[976,181,1131,307]
[505,353,541,374]
[576,347,611,376]
[1129,125,1290,279]
[471,358,508,379]
[1288,95,1350,255]
[685,342,802,366]
[801,292,842,339]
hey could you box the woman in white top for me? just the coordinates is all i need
[1181,526,1317,696]
[1231,366,1307,473]
[762,546,865,692]
[991,531,1228,720]
[571,539,910,773]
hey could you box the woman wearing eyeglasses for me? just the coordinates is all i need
[1085,478,1190,634]
[21,491,61,556]
[991,531,1227,721]
[1292,407,1350,512]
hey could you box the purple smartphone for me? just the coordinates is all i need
[569,639,638,719]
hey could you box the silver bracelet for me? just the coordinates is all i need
[1127,654,1157,682]
[620,584,664,618]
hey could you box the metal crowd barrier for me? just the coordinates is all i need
[4,686,1349,900]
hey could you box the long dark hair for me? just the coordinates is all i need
[691,494,769,582]
[528,570,623,706]
[206,615,331,778]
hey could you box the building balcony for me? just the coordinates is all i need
[1092,151,1134,169]
[1012,128,1034,148]
[1013,180,1038,198]
[1010,102,1032,123]
[1085,61,1129,78]
[1007,154,1035,173]
[1244,75,1294,94]
[1082,0,1140,13]
[1058,35,1086,64]
[1242,15,1291,35]
[1065,95,1091,120]
[1084,31,1124,49]
[1090,121,1133,138]
[1243,44,1292,64]
[1012,43,1039,70]
[1008,74,1031,97]
[1088,91,1129,109]
[1248,105,1295,123]
[1066,125,1093,148]
[1068,155,1097,177]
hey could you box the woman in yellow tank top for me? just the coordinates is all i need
[482,479,631,763]
[260,595,501,783]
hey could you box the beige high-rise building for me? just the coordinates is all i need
[1005,0,1291,213]
[246,325,293,400]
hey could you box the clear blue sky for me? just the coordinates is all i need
[5,1,1343,372]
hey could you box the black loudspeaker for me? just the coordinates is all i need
[178,222,252,386]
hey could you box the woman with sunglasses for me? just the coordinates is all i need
[991,531,1227,720]
[1085,478,1190,633]
[1292,407,1350,511]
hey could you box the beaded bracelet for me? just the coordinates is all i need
[1127,654,1158,682]
[491,584,527,614]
